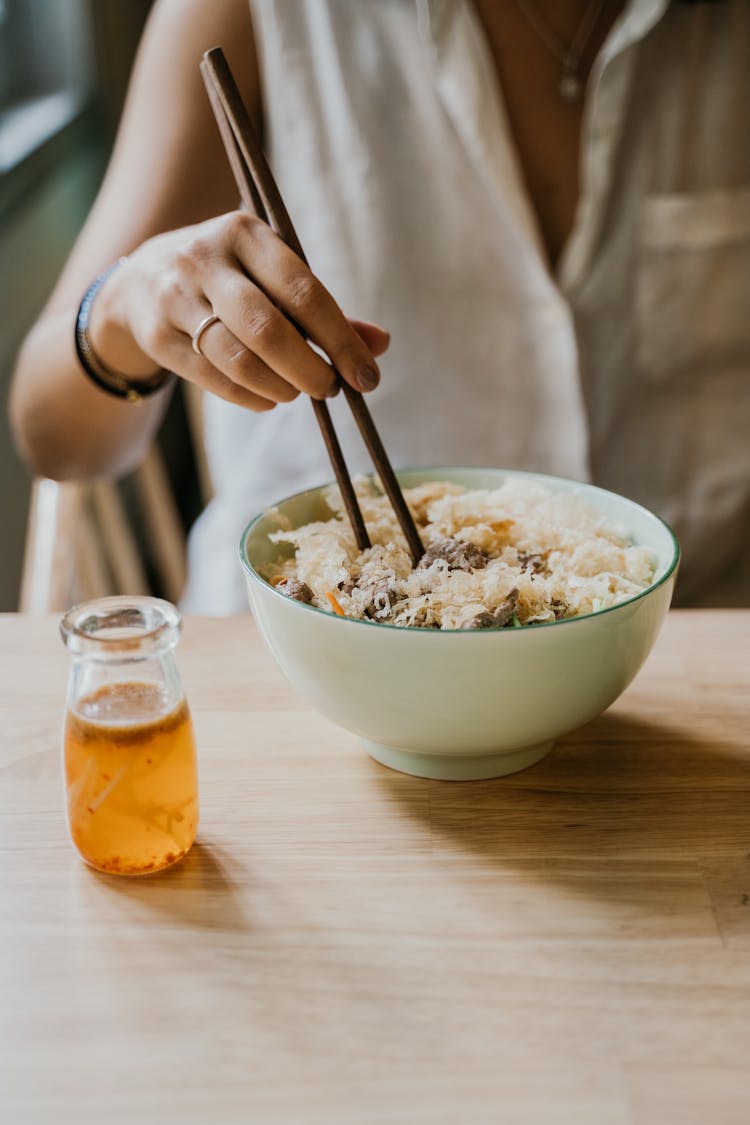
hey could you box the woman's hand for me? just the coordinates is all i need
[11,0,389,481]
[90,210,390,412]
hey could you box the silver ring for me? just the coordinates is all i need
[191,313,221,357]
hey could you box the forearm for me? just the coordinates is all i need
[10,307,171,481]
[8,0,258,481]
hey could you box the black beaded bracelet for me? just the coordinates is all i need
[74,260,173,403]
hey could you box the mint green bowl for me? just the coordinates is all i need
[240,468,679,780]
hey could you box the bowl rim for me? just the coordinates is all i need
[239,467,681,635]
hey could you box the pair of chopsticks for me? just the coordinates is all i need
[200,48,424,565]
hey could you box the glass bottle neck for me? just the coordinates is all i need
[61,596,182,662]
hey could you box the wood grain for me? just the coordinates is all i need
[1,610,749,1124]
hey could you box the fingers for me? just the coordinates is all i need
[122,212,388,414]
[191,315,300,405]
[230,215,382,392]
[185,358,279,413]
[202,272,338,399]
[159,301,299,409]
[135,311,280,413]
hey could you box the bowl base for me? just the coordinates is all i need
[363,739,554,781]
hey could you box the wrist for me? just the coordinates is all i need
[76,261,173,403]
[87,258,162,381]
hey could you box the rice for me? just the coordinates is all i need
[266,478,656,630]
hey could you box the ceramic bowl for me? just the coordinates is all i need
[240,468,679,780]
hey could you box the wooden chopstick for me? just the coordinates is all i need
[200,47,424,566]
[200,55,370,553]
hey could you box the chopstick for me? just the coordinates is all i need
[201,62,369,553]
[200,47,424,566]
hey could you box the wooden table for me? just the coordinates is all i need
[1,611,748,1124]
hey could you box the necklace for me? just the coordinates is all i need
[515,0,609,102]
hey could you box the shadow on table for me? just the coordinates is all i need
[372,709,750,913]
[85,840,250,933]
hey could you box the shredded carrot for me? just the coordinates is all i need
[325,591,345,617]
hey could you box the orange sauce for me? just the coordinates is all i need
[64,682,198,875]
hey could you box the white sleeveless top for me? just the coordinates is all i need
[183,0,750,613]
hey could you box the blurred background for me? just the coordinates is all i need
[0,0,200,611]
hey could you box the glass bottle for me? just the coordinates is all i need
[60,596,199,875]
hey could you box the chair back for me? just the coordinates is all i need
[19,448,187,613]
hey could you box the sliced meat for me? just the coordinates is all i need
[465,611,495,630]
[550,598,569,620]
[418,537,488,572]
[278,578,314,604]
[465,588,520,629]
[490,587,519,626]
[517,551,546,575]
[363,582,402,620]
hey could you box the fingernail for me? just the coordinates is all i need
[356,364,380,392]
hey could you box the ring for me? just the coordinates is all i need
[191,313,221,357]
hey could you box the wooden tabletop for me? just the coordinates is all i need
[1,610,749,1124]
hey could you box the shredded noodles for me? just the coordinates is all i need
[266,478,656,630]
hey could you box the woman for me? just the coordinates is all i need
[10,0,750,611]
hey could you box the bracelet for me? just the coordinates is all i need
[74,260,174,403]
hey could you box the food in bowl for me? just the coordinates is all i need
[240,468,679,781]
[266,478,656,630]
